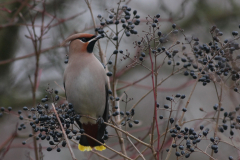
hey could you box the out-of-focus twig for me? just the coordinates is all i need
[0,123,18,160]
[0,44,65,65]
[83,133,133,160]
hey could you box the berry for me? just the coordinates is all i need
[55,95,59,101]
[172,24,176,29]
[182,108,187,112]
[185,153,190,158]
[135,15,140,19]
[175,152,180,157]
[170,118,174,124]
[181,58,187,62]
[113,36,118,40]
[232,31,238,36]
[175,94,180,98]
[133,10,137,15]
[113,50,118,54]
[41,98,47,103]
[121,19,125,23]
[128,123,133,128]
[172,144,177,148]
[139,53,146,58]
[164,104,169,109]
[62,141,66,147]
[166,96,173,101]
[152,23,156,28]
[133,120,139,124]
[184,71,189,76]
[80,129,85,134]
[181,95,186,99]
[0,107,5,112]
[112,20,120,26]
[107,72,113,77]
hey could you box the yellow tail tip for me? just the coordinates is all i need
[94,145,106,151]
[78,144,92,151]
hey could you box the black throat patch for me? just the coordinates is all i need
[87,40,98,53]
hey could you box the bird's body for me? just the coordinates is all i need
[63,33,108,151]
[64,50,106,124]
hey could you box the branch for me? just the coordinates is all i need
[0,44,65,65]
[83,133,133,160]
[127,136,146,160]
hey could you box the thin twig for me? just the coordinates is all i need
[164,138,174,160]
[83,133,133,160]
[52,103,77,160]
[127,136,146,160]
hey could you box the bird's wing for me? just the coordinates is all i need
[63,78,67,99]
[102,84,109,122]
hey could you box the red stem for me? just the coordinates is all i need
[147,36,160,160]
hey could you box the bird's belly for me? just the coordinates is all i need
[66,69,106,124]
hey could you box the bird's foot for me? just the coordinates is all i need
[96,117,104,127]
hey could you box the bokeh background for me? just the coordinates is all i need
[0,0,240,159]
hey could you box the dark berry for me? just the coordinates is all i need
[232,31,238,36]
[113,50,118,54]
[107,72,113,77]
[175,152,180,157]
[182,108,187,112]
[133,10,137,15]
[172,24,176,29]
[181,95,186,99]
[133,120,139,124]
[164,104,169,109]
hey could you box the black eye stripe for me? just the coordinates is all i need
[78,36,95,42]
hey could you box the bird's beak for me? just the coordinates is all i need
[95,34,103,40]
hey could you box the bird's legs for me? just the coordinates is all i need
[96,117,104,128]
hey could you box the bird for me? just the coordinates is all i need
[63,33,109,151]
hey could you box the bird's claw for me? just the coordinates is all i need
[97,117,104,127]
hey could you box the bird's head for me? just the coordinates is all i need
[63,33,102,54]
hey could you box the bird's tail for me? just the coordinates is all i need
[78,123,106,151]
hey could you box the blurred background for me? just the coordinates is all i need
[0,0,240,159]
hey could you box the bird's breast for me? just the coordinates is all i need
[64,55,106,124]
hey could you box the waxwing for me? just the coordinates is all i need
[63,33,108,151]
